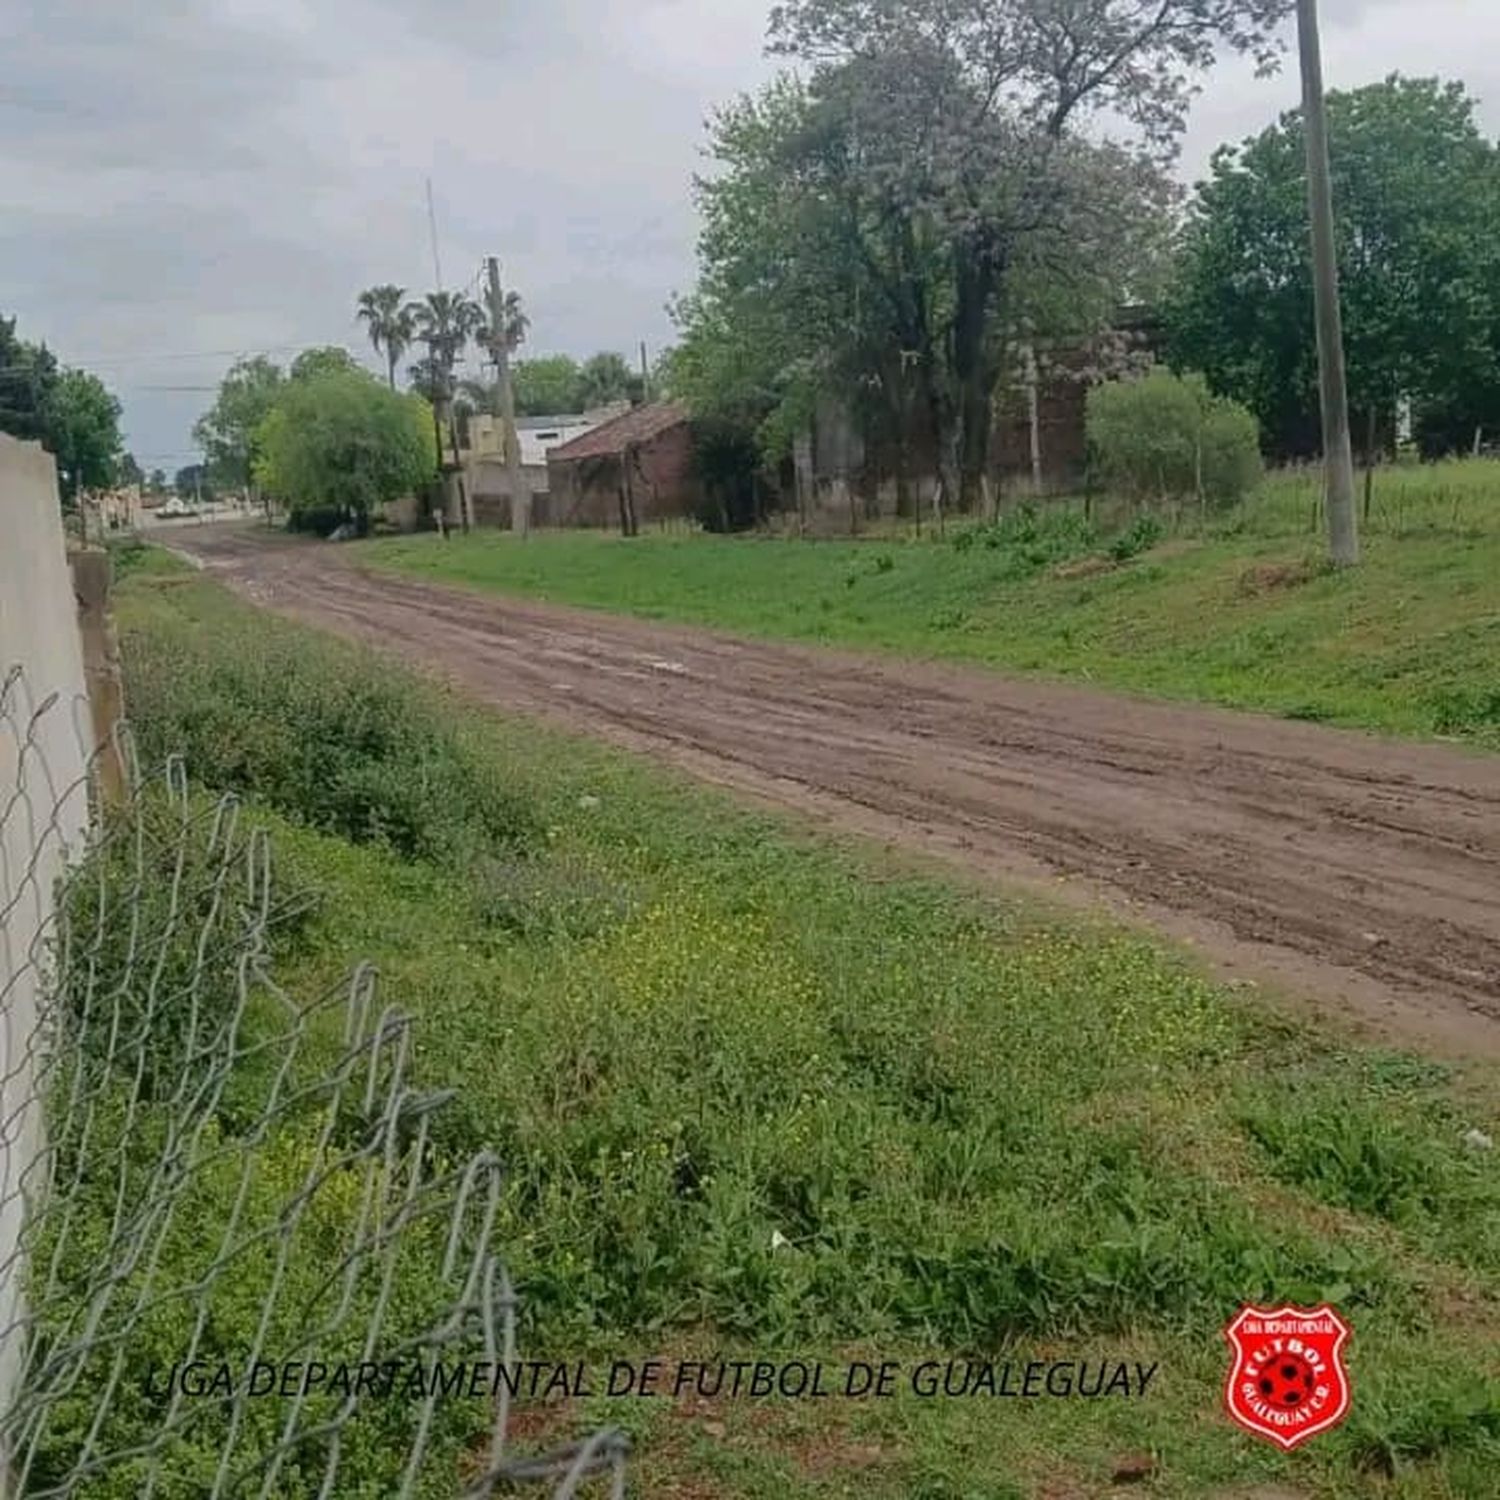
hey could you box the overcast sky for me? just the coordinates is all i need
[3,0,1496,473]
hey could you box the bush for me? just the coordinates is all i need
[1087,369,1261,509]
[951,504,1096,578]
[120,581,537,866]
[1106,513,1164,563]
[285,503,354,538]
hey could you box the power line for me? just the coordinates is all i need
[0,344,361,379]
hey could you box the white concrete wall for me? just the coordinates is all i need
[0,434,90,1439]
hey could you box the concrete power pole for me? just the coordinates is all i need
[487,257,529,538]
[1297,0,1359,567]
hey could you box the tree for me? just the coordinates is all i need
[193,356,285,493]
[406,291,486,527]
[255,369,436,535]
[494,290,529,356]
[47,368,123,500]
[1087,369,1261,509]
[681,0,1291,513]
[356,286,415,390]
[0,314,60,444]
[578,351,643,410]
[290,346,359,383]
[148,467,167,493]
[174,464,214,502]
[512,354,584,416]
[1164,76,1500,465]
[118,452,145,488]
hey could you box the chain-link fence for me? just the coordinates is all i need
[0,671,629,1497]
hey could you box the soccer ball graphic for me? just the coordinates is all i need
[1256,1351,1318,1410]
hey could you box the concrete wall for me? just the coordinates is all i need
[0,435,90,1436]
[468,458,550,530]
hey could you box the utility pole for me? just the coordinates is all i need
[1297,0,1359,566]
[487,257,528,538]
[639,341,651,404]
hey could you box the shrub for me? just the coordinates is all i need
[285,503,352,538]
[1106,513,1164,563]
[119,582,537,866]
[951,504,1096,579]
[1087,369,1261,509]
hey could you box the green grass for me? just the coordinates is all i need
[100,563,1500,1496]
[363,459,1500,746]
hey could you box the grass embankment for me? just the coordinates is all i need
[364,460,1500,747]
[100,553,1500,1497]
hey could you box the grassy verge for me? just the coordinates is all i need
[103,558,1500,1496]
[362,460,1500,747]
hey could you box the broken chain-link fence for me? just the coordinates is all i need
[0,670,628,1497]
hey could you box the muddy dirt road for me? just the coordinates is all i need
[169,527,1500,1057]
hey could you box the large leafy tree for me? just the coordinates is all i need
[0,314,60,444]
[1,313,126,497]
[193,356,285,492]
[47,369,124,499]
[356,285,416,390]
[174,464,214,501]
[512,355,584,416]
[255,369,436,534]
[1165,76,1500,461]
[682,0,1289,509]
[577,351,643,410]
[290,345,359,383]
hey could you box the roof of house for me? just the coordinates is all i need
[547,402,689,463]
[516,413,587,431]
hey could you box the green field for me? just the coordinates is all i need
[88,551,1500,1497]
[364,461,1500,747]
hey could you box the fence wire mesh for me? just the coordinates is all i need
[0,669,629,1497]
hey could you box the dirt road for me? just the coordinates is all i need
[169,527,1500,1057]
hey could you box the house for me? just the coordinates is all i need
[545,403,698,533]
[797,310,1161,529]
[463,405,631,528]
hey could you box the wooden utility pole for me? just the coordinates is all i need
[639,341,651,403]
[487,257,529,538]
[1297,0,1359,566]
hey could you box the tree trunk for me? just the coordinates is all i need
[434,395,462,531]
[446,408,469,533]
[1363,406,1378,523]
[951,251,1001,513]
[1025,343,1043,496]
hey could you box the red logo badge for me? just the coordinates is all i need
[1223,1304,1352,1449]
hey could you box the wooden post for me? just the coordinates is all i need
[488,258,529,539]
[793,430,814,537]
[1297,0,1359,566]
[69,551,127,811]
[1025,343,1043,496]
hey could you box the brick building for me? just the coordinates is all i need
[546,403,699,532]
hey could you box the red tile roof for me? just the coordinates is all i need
[547,402,689,462]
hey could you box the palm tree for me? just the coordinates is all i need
[407,291,486,530]
[356,285,415,390]
[408,291,485,371]
[492,289,529,355]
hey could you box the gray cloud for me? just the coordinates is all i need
[3,0,1495,468]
